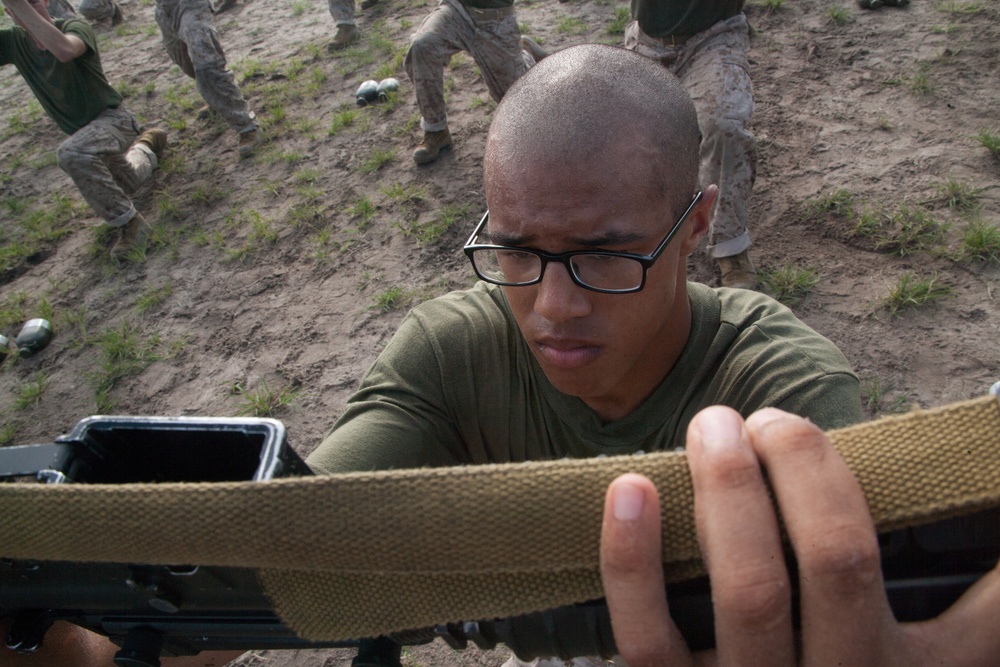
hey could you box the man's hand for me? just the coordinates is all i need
[600,406,1000,667]
[2,0,86,61]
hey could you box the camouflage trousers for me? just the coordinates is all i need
[57,107,158,227]
[625,13,756,258]
[79,0,116,22]
[45,0,77,19]
[155,0,257,134]
[405,0,534,133]
[327,0,354,25]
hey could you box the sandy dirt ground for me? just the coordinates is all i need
[1,0,998,664]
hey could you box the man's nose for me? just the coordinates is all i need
[532,260,592,323]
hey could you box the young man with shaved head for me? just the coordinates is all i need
[6,44,1000,667]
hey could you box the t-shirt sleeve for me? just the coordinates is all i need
[771,372,863,430]
[61,18,97,56]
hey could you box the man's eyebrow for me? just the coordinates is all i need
[483,227,648,248]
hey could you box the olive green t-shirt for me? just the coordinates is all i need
[0,19,121,135]
[631,0,744,38]
[308,282,862,474]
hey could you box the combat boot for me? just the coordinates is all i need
[238,128,262,158]
[328,24,360,52]
[717,250,758,290]
[110,212,151,261]
[857,0,884,8]
[412,129,453,165]
[136,128,168,160]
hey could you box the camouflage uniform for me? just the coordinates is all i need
[57,107,159,227]
[327,0,355,26]
[154,0,257,135]
[78,0,119,23]
[625,13,755,259]
[404,0,535,133]
[45,0,77,19]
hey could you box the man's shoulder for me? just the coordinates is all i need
[56,17,98,50]
[408,281,511,332]
[690,282,854,374]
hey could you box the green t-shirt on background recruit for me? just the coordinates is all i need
[0,18,121,135]
[307,281,862,474]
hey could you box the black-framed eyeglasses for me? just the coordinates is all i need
[463,191,703,294]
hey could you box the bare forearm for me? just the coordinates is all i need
[0,619,244,667]
[1,0,86,61]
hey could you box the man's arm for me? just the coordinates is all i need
[0,618,244,666]
[1,0,86,62]
[600,406,1000,666]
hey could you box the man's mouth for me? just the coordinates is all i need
[533,337,601,369]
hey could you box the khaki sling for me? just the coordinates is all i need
[1,395,999,641]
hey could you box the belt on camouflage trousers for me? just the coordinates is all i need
[465,4,515,21]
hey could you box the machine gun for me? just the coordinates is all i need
[1,416,998,666]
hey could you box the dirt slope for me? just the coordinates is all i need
[1,0,998,664]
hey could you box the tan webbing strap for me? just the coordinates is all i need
[1,395,999,641]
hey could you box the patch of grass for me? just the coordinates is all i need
[358,147,396,174]
[135,284,173,315]
[827,5,852,24]
[469,96,496,111]
[754,0,786,8]
[14,372,47,410]
[0,423,15,446]
[861,374,911,416]
[294,167,322,184]
[295,184,323,201]
[156,190,184,223]
[557,16,587,33]
[287,202,324,227]
[934,0,982,14]
[0,292,29,333]
[932,177,983,211]
[399,203,472,244]
[232,378,300,417]
[976,129,1000,160]
[192,183,228,206]
[348,196,377,226]
[852,204,946,256]
[372,285,406,311]
[961,219,1000,263]
[879,205,947,256]
[884,64,934,95]
[805,188,855,218]
[381,182,427,203]
[759,264,819,306]
[607,7,630,34]
[882,272,951,317]
[88,321,162,411]
[930,23,961,34]
[291,0,309,16]
[225,209,279,261]
[329,109,359,136]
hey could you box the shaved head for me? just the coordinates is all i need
[485,44,701,213]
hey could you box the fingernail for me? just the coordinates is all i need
[612,480,645,522]
[695,408,742,453]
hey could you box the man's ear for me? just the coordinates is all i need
[678,185,717,256]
